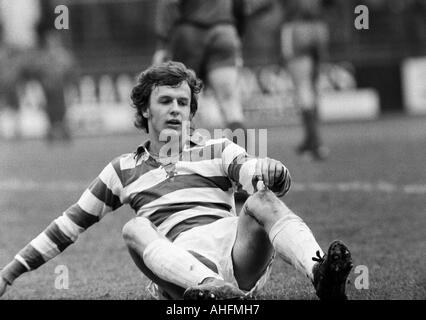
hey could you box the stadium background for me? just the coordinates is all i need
[0,0,425,300]
[1,0,426,137]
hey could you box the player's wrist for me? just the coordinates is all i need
[0,274,9,286]
[1,259,27,285]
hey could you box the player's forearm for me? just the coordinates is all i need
[221,139,257,194]
[0,209,89,284]
[233,157,259,194]
[0,220,72,284]
[1,162,121,286]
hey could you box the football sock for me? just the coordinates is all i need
[143,238,223,288]
[302,108,321,150]
[268,214,324,280]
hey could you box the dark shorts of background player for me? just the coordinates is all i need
[282,20,329,81]
[169,23,241,82]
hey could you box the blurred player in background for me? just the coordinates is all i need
[0,61,352,301]
[281,0,330,160]
[0,0,75,142]
[153,0,246,135]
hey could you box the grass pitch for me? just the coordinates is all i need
[0,115,425,299]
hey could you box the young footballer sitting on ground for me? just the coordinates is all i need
[0,61,353,300]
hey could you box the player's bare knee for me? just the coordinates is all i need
[122,219,136,243]
[244,189,293,228]
[122,217,155,249]
[246,189,283,213]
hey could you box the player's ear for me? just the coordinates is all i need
[142,107,150,118]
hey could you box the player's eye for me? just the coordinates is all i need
[178,98,189,106]
[158,97,172,104]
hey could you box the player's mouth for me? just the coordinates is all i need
[165,119,182,128]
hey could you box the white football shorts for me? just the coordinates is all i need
[147,216,274,299]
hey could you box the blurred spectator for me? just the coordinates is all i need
[280,0,330,161]
[152,0,246,134]
[0,0,75,142]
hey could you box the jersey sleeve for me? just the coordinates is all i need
[0,160,124,285]
[221,139,259,195]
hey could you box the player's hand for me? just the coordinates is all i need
[256,158,291,196]
[152,49,169,66]
[0,276,8,298]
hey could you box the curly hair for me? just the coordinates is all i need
[131,61,203,132]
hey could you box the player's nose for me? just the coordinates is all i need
[169,99,180,114]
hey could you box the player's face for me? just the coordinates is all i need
[145,82,192,140]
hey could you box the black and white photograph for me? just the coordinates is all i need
[0,0,425,309]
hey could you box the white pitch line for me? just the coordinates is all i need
[291,182,426,194]
[0,179,426,195]
[0,180,87,192]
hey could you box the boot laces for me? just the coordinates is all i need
[312,250,325,263]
